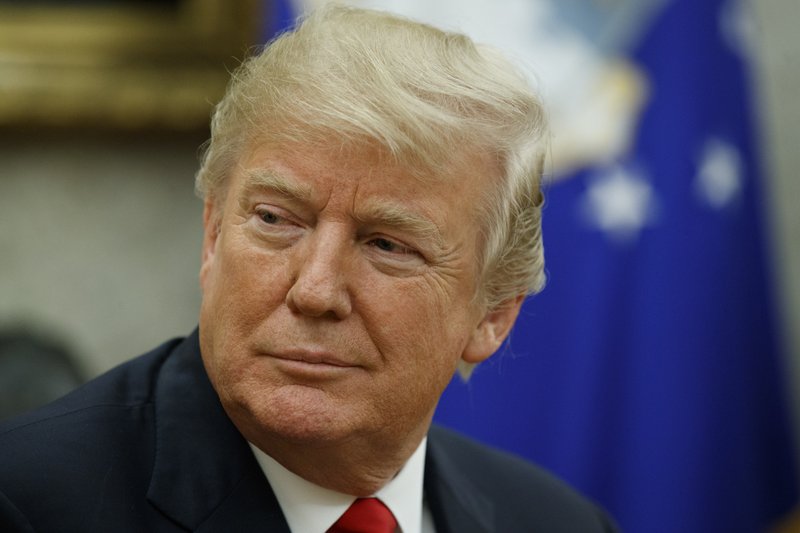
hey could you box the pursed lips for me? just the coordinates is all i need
[268,348,357,368]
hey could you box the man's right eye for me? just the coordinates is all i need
[250,206,305,246]
[255,205,294,227]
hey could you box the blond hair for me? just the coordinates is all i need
[196,4,547,311]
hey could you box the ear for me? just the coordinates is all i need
[199,197,221,290]
[462,295,525,364]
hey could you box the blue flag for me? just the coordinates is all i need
[261,0,297,40]
[434,1,798,532]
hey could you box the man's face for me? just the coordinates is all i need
[198,141,520,454]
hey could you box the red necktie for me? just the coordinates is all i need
[327,497,398,533]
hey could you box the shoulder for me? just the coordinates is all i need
[0,337,184,531]
[427,425,618,532]
[0,336,181,438]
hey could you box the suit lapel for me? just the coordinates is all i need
[424,427,494,533]
[146,331,290,532]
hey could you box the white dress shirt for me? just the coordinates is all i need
[248,438,436,533]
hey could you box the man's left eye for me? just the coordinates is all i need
[368,238,415,255]
[260,210,281,224]
[372,238,396,252]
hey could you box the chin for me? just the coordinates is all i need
[228,383,361,446]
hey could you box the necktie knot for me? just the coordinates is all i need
[327,497,397,533]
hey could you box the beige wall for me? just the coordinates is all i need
[753,0,800,444]
[0,134,205,374]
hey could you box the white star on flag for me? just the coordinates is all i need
[581,164,658,243]
[695,137,743,209]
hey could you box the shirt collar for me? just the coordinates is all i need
[249,438,428,533]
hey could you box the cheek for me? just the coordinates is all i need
[211,239,291,314]
[369,321,462,434]
[200,242,292,377]
[362,280,471,381]
[384,275,475,343]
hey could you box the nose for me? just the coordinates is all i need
[285,230,353,320]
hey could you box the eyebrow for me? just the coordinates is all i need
[239,169,315,204]
[239,168,446,252]
[354,202,446,253]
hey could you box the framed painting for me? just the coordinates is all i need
[0,0,261,131]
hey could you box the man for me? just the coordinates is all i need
[0,6,617,532]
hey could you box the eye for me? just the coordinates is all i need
[255,206,295,227]
[259,209,281,224]
[371,238,400,253]
[367,237,418,257]
[364,235,426,273]
[251,205,305,245]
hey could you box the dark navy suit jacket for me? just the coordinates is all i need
[0,331,617,532]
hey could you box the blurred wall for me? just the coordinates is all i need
[0,133,205,375]
[752,0,800,437]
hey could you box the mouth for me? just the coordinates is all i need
[266,348,361,378]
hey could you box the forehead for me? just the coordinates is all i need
[228,139,499,213]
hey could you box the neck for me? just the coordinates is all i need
[247,427,427,496]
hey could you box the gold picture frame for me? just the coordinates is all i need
[0,0,262,131]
